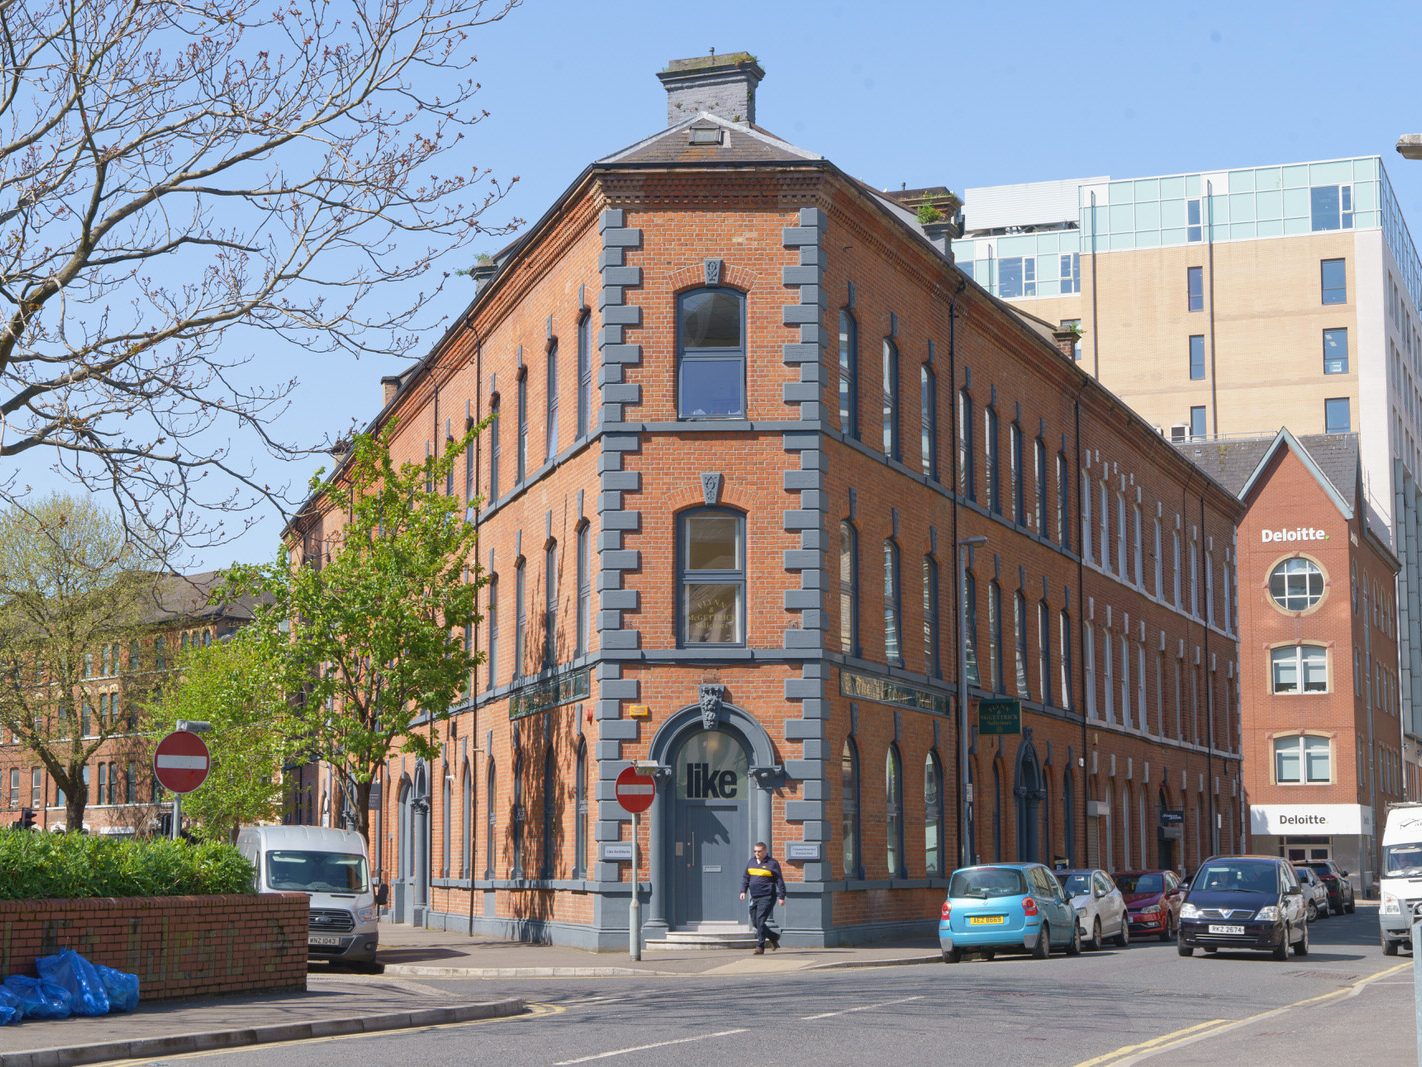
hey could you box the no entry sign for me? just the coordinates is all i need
[153,730,210,794]
[615,766,655,814]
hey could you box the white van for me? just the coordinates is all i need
[236,825,386,969]
[1378,802,1422,954]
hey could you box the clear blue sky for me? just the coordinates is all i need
[169,0,1422,568]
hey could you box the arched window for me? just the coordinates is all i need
[839,521,859,657]
[841,739,861,879]
[573,738,588,879]
[924,751,944,877]
[882,338,900,460]
[839,310,858,439]
[678,508,745,645]
[541,745,557,879]
[575,523,590,657]
[883,540,902,665]
[959,388,976,501]
[545,339,559,461]
[577,311,592,438]
[1269,557,1325,612]
[1272,644,1330,694]
[920,364,937,480]
[544,541,558,669]
[922,555,940,677]
[484,760,497,879]
[489,395,501,500]
[678,288,745,418]
[441,769,452,877]
[886,745,904,877]
[462,761,473,879]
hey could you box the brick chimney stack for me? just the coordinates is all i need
[657,52,764,126]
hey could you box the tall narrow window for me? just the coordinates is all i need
[445,426,455,496]
[883,540,902,665]
[575,523,590,657]
[1014,590,1029,698]
[1323,328,1349,374]
[839,310,858,439]
[514,559,526,680]
[541,746,557,879]
[544,541,558,669]
[1115,493,1127,576]
[1035,437,1048,538]
[462,763,473,879]
[920,364,937,480]
[1187,266,1203,312]
[964,572,980,686]
[678,288,745,418]
[989,579,1003,693]
[985,404,1000,514]
[959,389,976,501]
[489,396,501,501]
[886,746,904,878]
[1321,259,1347,305]
[1190,405,1207,440]
[1189,335,1206,380]
[841,740,862,879]
[545,340,559,461]
[1038,601,1053,707]
[882,339,900,460]
[1057,452,1070,549]
[1172,531,1182,606]
[441,772,452,876]
[1080,470,1093,562]
[484,761,497,879]
[1187,198,1202,242]
[1133,507,1143,587]
[839,521,860,656]
[574,739,588,878]
[1010,422,1024,524]
[577,312,592,438]
[924,752,944,877]
[464,416,476,503]
[516,371,528,483]
[512,750,524,876]
[1059,609,1072,711]
[923,556,940,677]
[1103,626,1115,722]
[486,575,499,690]
[680,508,745,645]
[1084,625,1097,717]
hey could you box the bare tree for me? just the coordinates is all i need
[0,0,520,555]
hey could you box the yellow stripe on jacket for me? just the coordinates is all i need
[746,866,774,877]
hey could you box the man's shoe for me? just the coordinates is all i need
[769,938,780,951]
[753,946,764,955]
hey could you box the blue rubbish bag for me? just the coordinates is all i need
[2,975,72,1020]
[93,963,140,1013]
[35,948,110,1017]
[0,985,21,1026]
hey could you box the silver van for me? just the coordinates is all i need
[236,825,386,969]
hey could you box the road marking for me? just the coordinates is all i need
[554,1028,748,1064]
[1076,962,1410,1066]
[801,994,924,1020]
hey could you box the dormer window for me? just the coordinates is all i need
[688,124,724,146]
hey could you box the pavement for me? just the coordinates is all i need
[0,922,941,1067]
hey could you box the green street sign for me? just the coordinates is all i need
[978,698,1021,735]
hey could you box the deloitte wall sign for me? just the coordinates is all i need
[1260,526,1328,544]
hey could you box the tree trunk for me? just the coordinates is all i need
[62,777,87,833]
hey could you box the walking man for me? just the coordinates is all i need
[739,841,786,954]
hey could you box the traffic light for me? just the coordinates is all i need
[16,807,35,830]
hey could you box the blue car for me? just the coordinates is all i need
[939,863,1081,962]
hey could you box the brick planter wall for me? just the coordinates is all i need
[0,894,308,1000]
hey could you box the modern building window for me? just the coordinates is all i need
[1010,422,1025,524]
[1189,335,1206,380]
[1187,198,1202,242]
[882,339,900,461]
[1310,185,1353,232]
[1271,645,1328,694]
[485,575,498,690]
[988,580,1004,693]
[1275,735,1331,784]
[516,370,528,483]
[1323,328,1348,374]
[1038,601,1053,707]
[841,740,862,879]
[839,310,859,439]
[886,745,905,878]
[1057,452,1070,549]
[488,396,501,500]
[575,523,590,657]
[959,389,976,501]
[1269,557,1325,612]
[883,540,902,665]
[1187,266,1203,312]
[1060,254,1080,296]
[839,521,860,656]
[680,508,745,645]
[1060,319,1082,361]
[573,738,588,879]
[1035,437,1048,539]
[999,256,1035,298]
[1189,405,1206,440]
[922,556,940,677]
[1014,590,1029,698]
[577,312,592,438]
[985,404,1000,514]
[924,752,944,877]
[484,760,497,878]
[920,365,938,481]
[543,541,558,669]
[513,560,526,679]
[1059,609,1072,711]
[1321,259,1347,305]
[678,288,745,418]
[545,340,559,461]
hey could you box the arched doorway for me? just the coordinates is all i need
[670,727,750,926]
[396,763,431,925]
[1014,736,1044,862]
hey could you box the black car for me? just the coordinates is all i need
[1177,855,1309,961]
[1307,860,1357,915]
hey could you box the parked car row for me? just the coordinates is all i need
[939,855,1336,964]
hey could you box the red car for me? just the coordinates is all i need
[1114,869,1185,941]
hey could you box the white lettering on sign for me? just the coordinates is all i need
[155,755,208,770]
[1261,527,1328,544]
[1277,813,1327,826]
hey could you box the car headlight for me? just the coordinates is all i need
[356,904,379,924]
[1180,902,1201,919]
[1255,905,1280,922]
[1137,905,1161,917]
[1075,907,1086,916]
[1381,893,1402,915]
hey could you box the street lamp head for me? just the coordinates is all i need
[959,535,988,549]
[1397,134,1422,161]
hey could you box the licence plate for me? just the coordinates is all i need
[968,915,1005,925]
[1208,924,1245,936]
[308,935,344,946]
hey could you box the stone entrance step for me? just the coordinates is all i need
[644,923,759,951]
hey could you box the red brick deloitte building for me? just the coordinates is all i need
[1187,430,1403,895]
[291,54,1243,948]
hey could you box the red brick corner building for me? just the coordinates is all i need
[290,54,1243,948]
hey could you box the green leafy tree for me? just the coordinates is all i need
[141,625,299,842]
[223,426,484,840]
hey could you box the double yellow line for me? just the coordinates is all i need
[1077,963,1410,1066]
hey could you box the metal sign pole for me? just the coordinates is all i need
[171,792,181,841]
[629,810,641,961]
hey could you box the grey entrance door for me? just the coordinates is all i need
[671,729,749,927]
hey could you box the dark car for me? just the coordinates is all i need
[1307,860,1357,915]
[1115,869,1185,941]
[1177,855,1309,961]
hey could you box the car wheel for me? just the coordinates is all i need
[1346,897,1356,915]
[1112,915,1130,948]
[1177,938,1194,957]
[1272,926,1290,961]
[1330,898,1343,916]
[1383,932,1401,957]
[1088,917,1102,951]
[1294,920,1309,957]
[1160,915,1174,943]
[1307,900,1318,922]
[943,947,962,964]
[1032,924,1051,960]
[1066,923,1082,956]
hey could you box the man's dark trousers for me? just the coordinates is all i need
[749,895,779,947]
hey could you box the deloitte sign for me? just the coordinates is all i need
[1261,526,1328,544]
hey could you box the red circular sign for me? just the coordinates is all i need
[153,730,210,794]
[615,766,655,814]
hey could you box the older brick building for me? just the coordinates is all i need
[292,54,1243,948]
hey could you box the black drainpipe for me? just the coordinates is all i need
[468,332,482,938]
[1199,491,1216,855]
[948,285,964,866]
[1073,380,1089,864]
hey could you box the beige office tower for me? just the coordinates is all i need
[951,157,1422,797]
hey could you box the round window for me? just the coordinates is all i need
[1269,557,1324,612]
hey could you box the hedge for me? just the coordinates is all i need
[0,829,254,899]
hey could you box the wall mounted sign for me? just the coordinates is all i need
[978,698,1022,736]
[602,843,634,861]
[840,669,950,716]
[1260,526,1329,544]
[785,842,821,861]
[509,668,590,721]
[1249,803,1374,836]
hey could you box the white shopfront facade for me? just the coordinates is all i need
[1249,803,1377,895]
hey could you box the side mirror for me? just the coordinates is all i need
[374,882,389,907]
[1340,870,1349,878]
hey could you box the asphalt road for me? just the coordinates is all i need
[128,907,1411,1067]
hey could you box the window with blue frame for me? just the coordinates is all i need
[1190,405,1207,440]
[1311,184,1353,231]
[1060,253,1080,295]
[839,309,858,439]
[679,508,745,645]
[883,539,902,665]
[1325,397,1350,434]
[678,288,745,418]
[882,338,900,460]
[1189,335,1206,380]
[998,256,1035,298]
[1187,266,1203,312]
[1321,259,1347,305]
[1187,199,1202,242]
[1323,328,1348,374]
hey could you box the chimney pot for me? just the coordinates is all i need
[657,52,764,127]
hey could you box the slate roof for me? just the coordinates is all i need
[139,569,270,626]
[597,112,823,166]
[1177,431,1360,506]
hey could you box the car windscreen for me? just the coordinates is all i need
[1306,863,1334,877]
[1384,843,1422,878]
[1116,873,1162,894]
[1190,860,1276,894]
[949,867,1027,899]
[1056,872,1092,896]
[266,850,370,893]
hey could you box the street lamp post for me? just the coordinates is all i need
[957,535,987,871]
[1397,134,1422,160]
